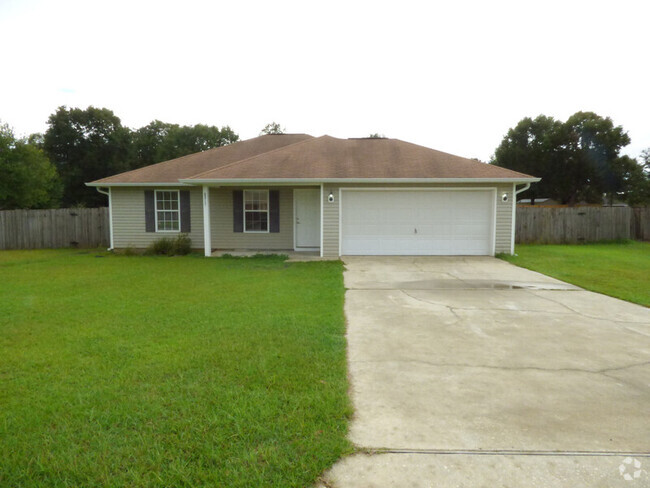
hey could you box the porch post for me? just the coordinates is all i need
[202,185,212,257]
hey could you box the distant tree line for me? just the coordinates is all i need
[0,106,238,209]
[492,112,650,206]
[2,108,649,209]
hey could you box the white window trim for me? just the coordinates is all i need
[154,189,181,233]
[243,189,270,233]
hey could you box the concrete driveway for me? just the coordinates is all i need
[320,257,650,487]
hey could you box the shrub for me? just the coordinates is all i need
[146,237,173,255]
[145,234,191,256]
[170,234,191,255]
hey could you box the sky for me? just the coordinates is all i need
[1,0,648,162]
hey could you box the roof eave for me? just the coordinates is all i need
[86,182,193,187]
[178,177,541,185]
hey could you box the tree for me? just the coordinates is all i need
[611,155,650,205]
[131,120,174,168]
[562,112,630,205]
[641,148,650,175]
[492,115,565,205]
[133,121,239,168]
[260,122,284,135]
[368,133,386,138]
[155,123,238,162]
[492,112,642,205]
[43,106,133,207]
[0,123,61,209]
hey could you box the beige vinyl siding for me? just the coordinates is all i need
[210,187,294,249]
[111,187,204,249]
[322,183,514,257]
[322,185,340,258]
[111,183,515,255]
[494,184,513,254]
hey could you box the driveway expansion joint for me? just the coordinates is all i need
[350,359,650,377]
[359,448,650,458]
[396,289,650,325]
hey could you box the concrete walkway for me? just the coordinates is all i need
[318,256,650,487]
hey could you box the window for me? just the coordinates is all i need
[244,190,269,232]
[155,190,180,231]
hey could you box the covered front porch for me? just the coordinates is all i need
[199,185,324,257]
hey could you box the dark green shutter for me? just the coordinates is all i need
[233,190,243,232]
[180,190,191,232]
[144,190,155,232]
[269,190,279,233]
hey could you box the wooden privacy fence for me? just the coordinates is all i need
[0,207,109,250]
[516,206,650,244]
[1,206,648,250]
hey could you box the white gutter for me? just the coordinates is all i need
[87,178,541,188]
[95,187,114,251]
[178,177,542,186]
[86,182,190,187]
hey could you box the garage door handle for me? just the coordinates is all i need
[414,228,417,234]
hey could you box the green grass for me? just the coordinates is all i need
[499,241,650,307]
[0,250,352,487]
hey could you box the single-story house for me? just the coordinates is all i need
[87,134,539,257]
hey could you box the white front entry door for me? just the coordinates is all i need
[341,189,495,255]
[294,189,321,249]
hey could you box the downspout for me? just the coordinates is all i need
[515,183,531,197]
[96,187,114,251]
[511,183,531,255]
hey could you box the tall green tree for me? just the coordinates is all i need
[492,112,645,205]
[562,112,630,204]
[260,122,284,135]
[611,154,650,205]
[131,120,173,168]
[133,121,238,168]
[492,115,564,205]
[43,106,133,206]
[0,123,61,209]
[641,148,650,175]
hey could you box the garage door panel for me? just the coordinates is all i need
[341,190,493,255]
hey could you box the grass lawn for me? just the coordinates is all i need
[0,250,352,487]
[499,241,650,307]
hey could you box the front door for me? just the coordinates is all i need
[294,189,321,249]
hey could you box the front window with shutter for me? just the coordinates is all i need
[244,190,269,232]
[155,190,180,231]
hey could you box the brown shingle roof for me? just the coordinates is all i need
[186,135,536,181]
[89,134,537,185]
[89,134,314,184]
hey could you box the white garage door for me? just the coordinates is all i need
[341,190,494,255]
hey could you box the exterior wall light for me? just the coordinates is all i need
[501,193,509,203]
[328,192,335,203]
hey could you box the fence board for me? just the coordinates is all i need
[0,207,109,250]
[632,207,650,241]
[515,206,649,244]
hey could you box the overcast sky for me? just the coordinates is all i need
[1,0,648,162]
